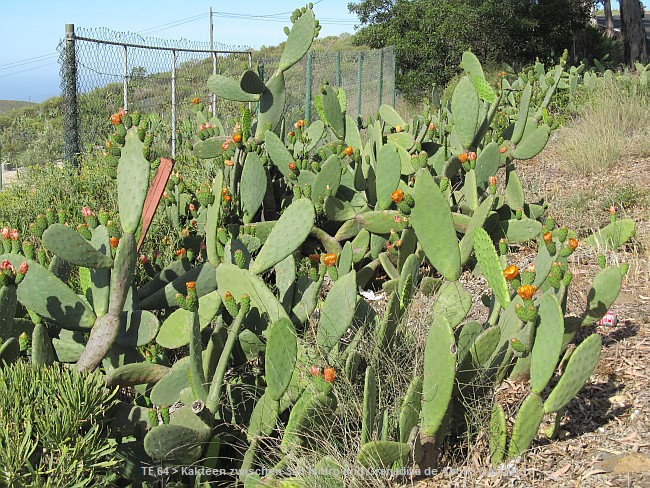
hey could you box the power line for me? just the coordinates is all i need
[0,61,59,79]
[0,53,58,70]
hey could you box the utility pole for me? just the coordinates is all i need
[210,7,217,117]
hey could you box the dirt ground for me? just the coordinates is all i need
[418,141,650,487]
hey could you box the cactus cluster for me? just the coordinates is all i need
[0,9,635,487]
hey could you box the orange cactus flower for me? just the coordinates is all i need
[288,131,295,137]
[232,133,242,143]
[223,194,231,202]
[294,119,305,129]
[192,97,200,105]
[224,159,234,167]
[344,146,354,156]
[395,124,402,133]
[543,231,553,243]
[428,122,435,131]
[322,253,337,267]
[109,237,119,248]
[458,153,468,163]
[568,238,579,250]
[391,189,404,203]
[176,248,187,256]
[500,146,508,154]
[323,367,336,383]
[221,187,229,196]
[503,264,519,281]
[110,113,122,126]
[186,281,196,290]
[224,291,233,300]
[609,205,616,215]
[517,284,536,301]
[488,176,497,186]
[289,162,297,171]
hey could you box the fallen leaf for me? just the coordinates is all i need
[549,464,571,479]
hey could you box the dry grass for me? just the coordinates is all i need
[553,76,650,176]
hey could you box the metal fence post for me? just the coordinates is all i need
[63,24,80,168]
[356,51,363,119]
[304,50,313,122]
[171,50,177,159]
[257,62,264,119]
[377,48,384,113]
[122,44,128,112]
[336,51,341,87]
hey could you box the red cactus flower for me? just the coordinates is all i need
[19,262,28,275]
[468,151,477,161]
[310,365,321,377]
[10,229,18,240]
[428,122,435,131]
[488,176,497,186]
[0,260,14,272]
[289,162,297,171]
[1,227,9,239]
[81,206,93,217]
[140,254,149,265]
[500,146,508,154]
[188,203,196,212]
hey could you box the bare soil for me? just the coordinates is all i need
[416,143,650,487]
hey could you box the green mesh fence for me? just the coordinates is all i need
[58,25,395,162]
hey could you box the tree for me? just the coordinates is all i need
[603,0,616,38]
[620,0,648,64]
[348,0,593,98]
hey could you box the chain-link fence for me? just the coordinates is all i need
[58,25,395,164]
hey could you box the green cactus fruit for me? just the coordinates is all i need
[473,227,510,309]
[265,318,297,401]
[42,224,113,269]
[530,294,564,394]
[250,199,315,275]
[399,376,422,444]
[508,392,544,458]
[18,331,29,352]
[411,169,461,281]
[597,254,606,269]
[316,270,357,355]
[421,316,456,438]
[356,440,409,468]
[544,334,602,414]
[489,403,507,465]
[118,127,151,234]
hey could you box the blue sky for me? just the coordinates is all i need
[0,0,359,102]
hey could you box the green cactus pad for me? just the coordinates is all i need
[474,142,501,195]
[240,69,266,94]
[138,258,191,301]
[411,169,461,281]
[207,74,261,102]
[530,294,564,394]
[42,224,113,269]
[544,333,602,413]
[357,440,409,468]
[505,164,525,210]
[105,362,171,387]
[150,358,191,406]
[361,365,378,445]
[31,322,55,366]
[217,263,289,324]
[421,316,456,437]
[0,285,17,339]
[291,275,324,324]
[257,72,286,136]
[344,115,362,150]
[156,292,220,349]
[513,124,550,160]
[511,83,532,145]
[470,325,501,368]
[265,130,294,179]
[143,423,210,464]
[376,143,402,210]
[489,403,507,465]
[399,376,422,444]
[240,152,267,224]
[89,225,111,317]
[1,254,96,329]
[451,76,480,149]
[473,228,510,309]
[0,337,20,364]
[117,127,150,234]
[311,155,342,205]
[247,391,279,441]
[461,51,485,79]
[250,199,315,275]
[206,172,224,266]
[379,104,407,129]
[508,392,544,458]
[265,318,297,401]
[499,218,543,243]
[581,266,622,325]
[459,195,494,265]
[279,9,315,72]
[115,310,159,347]
[321,85,345,138]
[192,137,225,159]
[473,75,497,103]
[431,281,472,329]
[280,390,337,453]
[583,219,636,251]
[355,210,407,234]
[51,329,86,363]
[316,270,358,354]
[139,262,217,310]
[324,196,356,222]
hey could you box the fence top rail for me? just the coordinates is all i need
[73,35,252,56]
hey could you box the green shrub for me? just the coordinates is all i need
[0,361,120,487]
